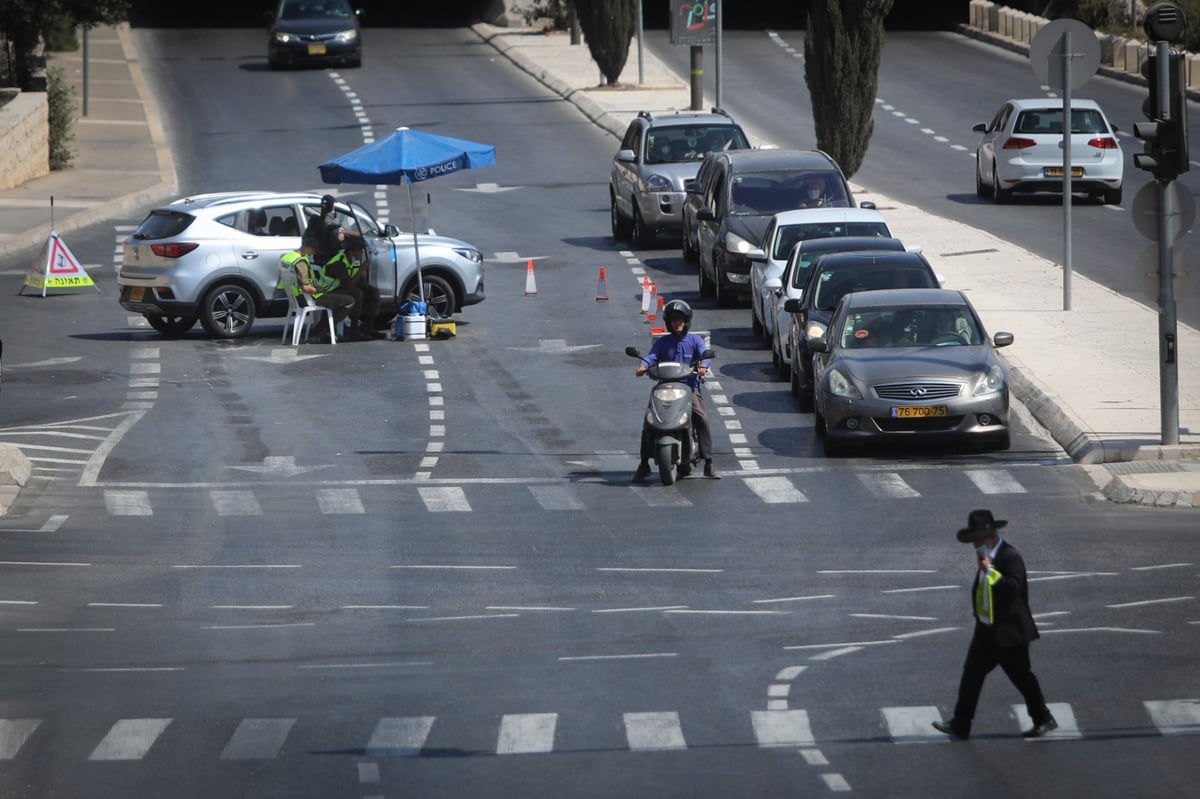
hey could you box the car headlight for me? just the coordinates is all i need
[724,230,754,255]
[828,368,862,399]
[333,30,359,44]
[975,364,1006,396]
[273,32,296,44]
[452,247,482,263]
[645,174,672,192]
[805,321,826,340]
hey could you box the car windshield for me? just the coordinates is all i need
[730,171,849,215]
[1013,108,1108,135]
[643,125,750,165]
[280,0,355,20]
[838,307,983,348]
[812,267,938,311]
[771,222,891,261]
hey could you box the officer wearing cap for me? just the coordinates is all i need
[932,509,1057,741]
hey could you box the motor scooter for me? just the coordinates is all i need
[626,345,715,486]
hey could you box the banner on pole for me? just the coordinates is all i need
[21,231,98,297]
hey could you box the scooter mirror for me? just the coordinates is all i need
[625,346,641,358]
[701,349,715,359]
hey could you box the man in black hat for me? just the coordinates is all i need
[932,509,1057,741]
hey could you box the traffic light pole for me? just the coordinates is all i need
[1155,39,1180,444]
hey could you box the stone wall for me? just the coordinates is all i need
[0,90,50,191]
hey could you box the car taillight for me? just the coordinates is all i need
[150,243,199,258]
[1087,136,1119,149]
[1002,137,1037,149]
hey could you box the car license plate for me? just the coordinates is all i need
[891,405,948,418]
[1044,167,1083,178]
[130,287,144,302]
[307,44,326,55]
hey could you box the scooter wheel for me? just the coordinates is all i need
[656,445,677,486]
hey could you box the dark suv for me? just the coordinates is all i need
[610,108,751,248]
[688,149,864,306]
[784,250,940,411]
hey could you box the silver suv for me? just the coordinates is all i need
[118,191,485,339]
[609,108,751,248]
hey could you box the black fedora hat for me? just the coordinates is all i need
[957,509,1008,543]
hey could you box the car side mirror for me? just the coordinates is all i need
[384,223,400,237]
[810,338,828,353]
[972,123,988,133]
[859,201,876,210]
[783,299,802,313]
[747,248,766,263]
[992,332,1014,348]
[696,208,715,222]
[684,180,701,193]
[617,149,636,163]
[765,277,782,291]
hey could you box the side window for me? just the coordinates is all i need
[708,168,726,215]
[262,205,301,238]
[620,122,640,153]
[994,104,1012,132]
[761,219,777,252]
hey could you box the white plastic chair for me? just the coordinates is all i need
[278,265,336,345]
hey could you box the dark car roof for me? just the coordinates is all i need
[810,250,930,269]
[715,148,840,173]
[839,288,969,310]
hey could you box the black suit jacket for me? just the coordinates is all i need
[971,540,1039,648]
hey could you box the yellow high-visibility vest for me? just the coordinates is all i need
[975,568,1002,625]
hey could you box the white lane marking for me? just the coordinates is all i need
[752,710,814,747]
[1145,699,1200,734]
[881,706,944,743]
[743,476,808,503]
[407,614,519,622]
[210,490,262,516]
[624,711,687,751]
[1131,563,1193,571]
[559,652,677,661]
[821,774,852,792]
[785,639,897,650]
[754,595,835,604]
[88,602,162,608]
[365,717,435,757]
[497,713,558,755]
[1014,703,1080,740]
[592,606,688,613]
[390,565,515,571]
[296,661,432,670]
[18,627,114,632]
[528,485,585,510]
[858,472,920,498]
[172,564,300,569]
[1106,596,1195,609]
[852,613,939,621]
[104,490,152,516]
[88,718,172,760]
[417,486,470,512]
[596,568,722,574]
[800,748,828,765]
[316,488,365,514]
[0,561,90,567]
[966,469,1027,494]
[0,719,41,759]
[220,718,296,759]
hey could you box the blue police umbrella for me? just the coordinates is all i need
[319,127,496,304]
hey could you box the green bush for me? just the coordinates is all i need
[522,0,571,30]
[44,15,79,52]
[47,65,75,170]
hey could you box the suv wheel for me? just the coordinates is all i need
[404,274,456,320]
[145,314,196,337]
[632,205,656,249]
[199,284,256,339]
[610,193,632,241]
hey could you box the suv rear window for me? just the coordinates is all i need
[133,210,194,240]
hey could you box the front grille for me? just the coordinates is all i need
[873,381,962,401]
[876,416,964,432]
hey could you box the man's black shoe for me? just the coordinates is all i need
[1022,716,1058,738]
[931,720,969,740]
[703,461,721,479]
[632,463,651,483]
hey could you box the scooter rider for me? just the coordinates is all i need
[633,299,720,481]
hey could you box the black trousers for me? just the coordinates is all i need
[640,392,713,463]
[953,623,1050,730]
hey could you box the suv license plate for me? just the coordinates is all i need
[891,405,947,418]
[1044,167,1083,178]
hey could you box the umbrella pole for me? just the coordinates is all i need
[408,182,425,304]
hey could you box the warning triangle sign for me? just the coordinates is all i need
[20,231,99,297]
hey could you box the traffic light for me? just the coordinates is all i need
[1135,52,1190,182]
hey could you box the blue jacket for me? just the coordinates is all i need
[641,332,709,391]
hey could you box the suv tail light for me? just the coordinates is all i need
[150,243,199,258]
[1087,136,1119,149]
[1001,137,1037,150]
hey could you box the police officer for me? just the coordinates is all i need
[324,235,382,340]
[279,244,356,343]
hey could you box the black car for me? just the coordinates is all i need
[267,0,363,70]
[784,250,940,411]
[687,149,866,307]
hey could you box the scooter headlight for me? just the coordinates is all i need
[653,385,688,403]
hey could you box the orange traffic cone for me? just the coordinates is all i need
[524,259,538,296]
[646,293,663,324]
[596,266,609,301]
[640,276,652,313]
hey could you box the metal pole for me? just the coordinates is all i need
[1061,31,1072,310]
[82,26,89,117]
[1156,40,1179,444]
[714,0,723,109]
[636,0,643,85]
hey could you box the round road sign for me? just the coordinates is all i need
[1132,180,1197,240]
[1031,18,1101,90]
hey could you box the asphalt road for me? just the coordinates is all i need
[0,25,1197,799]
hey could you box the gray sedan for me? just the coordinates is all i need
[810,289,1014,455]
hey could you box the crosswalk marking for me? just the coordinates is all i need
[528,485,586,511]
[881,706,944,743]
[210,490,262,516]
[104,490,152,516]
[751,709,814,747]
[417,486,470,512]
[497,713,557,754]
[624,711,686,750]
[88,718,172,760]
[743,476,808,504]
[365,717,435,757]
[966,469,1027,494]
[1014,703,1080,740]
[858,472,920,499]
[220,718,296,759]
[1145,699,1200,734]
[316,489,365,514]
[0,719,40,759]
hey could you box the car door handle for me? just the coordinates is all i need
[240,251,261,260]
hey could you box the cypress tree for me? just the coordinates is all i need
[804,0,894,178]
[575,0,638,86]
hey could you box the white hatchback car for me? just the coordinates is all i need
[747,208,893,346]
[973,98,1123,204]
